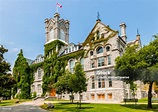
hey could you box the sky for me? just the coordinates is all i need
[0,0,158,69]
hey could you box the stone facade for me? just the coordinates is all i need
[31,13,147,102]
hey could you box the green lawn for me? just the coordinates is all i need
[0,99,32,106]
[41,101,158,112]
[138,97,158,103]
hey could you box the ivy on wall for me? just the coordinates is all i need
[44,40,65,56]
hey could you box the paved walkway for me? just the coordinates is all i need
[0,99,48,112]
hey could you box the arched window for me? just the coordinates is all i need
[60,29,65,41]
[50,28,54,39]
[90,51,93,56]
[106,46,110,52]
[96,46,103,54]
[37,84,41,93]
[69,60,75,73]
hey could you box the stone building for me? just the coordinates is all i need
[31,12,147,102]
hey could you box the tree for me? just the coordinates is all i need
[54,70,76,103]
[0,45,16,100]
[115,34,158,108]
[137,35,158,108]
[73,62,87,109]
[13,49,32,99]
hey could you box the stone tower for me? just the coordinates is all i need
[119,22,127,42]
[45,13,69,44]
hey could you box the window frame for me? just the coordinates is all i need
[96,46,103,54]
[98,57,104,67]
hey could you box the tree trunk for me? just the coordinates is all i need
[79,93,81,109]
[71,93,74,104]
[148,81,154,108]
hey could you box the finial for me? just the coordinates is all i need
[137,28,140,35]
[96,12,101,22]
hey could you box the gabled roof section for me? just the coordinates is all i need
[82,21,118,47]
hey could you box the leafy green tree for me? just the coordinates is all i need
[13,49,32,99]
[73,62,87,109]
[137,34,158,108]
[115,34,158,108]
[0,45,16,100]
[54,70,76,103]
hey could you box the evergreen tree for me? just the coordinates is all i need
[13,49,32,99]
[0,45,16,100]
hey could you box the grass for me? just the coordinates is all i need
[41,101,158,112]
[0,99,32,106]
[138,97,158,103]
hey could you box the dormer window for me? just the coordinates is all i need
[97,46,103,54]
[72,47,74,52]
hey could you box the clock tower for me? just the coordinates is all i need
[45,13,69,44]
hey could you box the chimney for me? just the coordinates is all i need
[119,22,127,42]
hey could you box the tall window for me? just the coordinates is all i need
[91,59,95,68]
[32,85,35,92]
[80,58,84,68]
[107,55,111,65]
[98,78,105,88]
[109,80,112,87]
[97,47,103,54]
[37,84,41,93]
[120,48,123,56]
[60,29,65,41]
[92,76,95,89]
[70,60,75,72]
[98,57,104,67]
[50,28,54,39]
[96,31,100,40]
[38,68,42,79]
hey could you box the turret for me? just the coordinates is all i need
[119,22,127,42]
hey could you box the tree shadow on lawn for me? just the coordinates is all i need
[50,102,93,112]
[121,104,158,112]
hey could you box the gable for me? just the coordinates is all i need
[82,21,118,47]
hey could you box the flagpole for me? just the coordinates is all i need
[56,4,58,13]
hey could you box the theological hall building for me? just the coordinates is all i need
[30,12,147,103]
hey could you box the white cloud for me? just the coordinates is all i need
[6,41,14,45]
[9,48,19,53]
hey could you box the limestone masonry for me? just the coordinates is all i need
[31,12,148,102]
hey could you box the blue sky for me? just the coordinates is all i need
[0,0,158,69]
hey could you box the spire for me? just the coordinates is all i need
[96,12,101,22]
[137,28,140,36]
